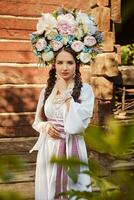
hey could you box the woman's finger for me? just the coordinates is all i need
[48,127,61,139]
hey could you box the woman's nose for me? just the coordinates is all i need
[63,63,68,69]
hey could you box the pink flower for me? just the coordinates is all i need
[57,14,76,35]
[71,41,84,52]
[35,38,47,51]
[57,19,76,35]
[51,40,63,51]
[84,35,96,47]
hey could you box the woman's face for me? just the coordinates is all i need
[55,50,76,81]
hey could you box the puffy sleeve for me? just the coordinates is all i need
[30,87,48,153]
[64,83,94,134]
[32,87,46,133]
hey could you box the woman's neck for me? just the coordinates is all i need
[64,78,74,87]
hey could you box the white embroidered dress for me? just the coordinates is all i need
[30,83,94,200]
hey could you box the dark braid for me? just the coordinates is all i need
[44,67,57,104]
[72,63,83,103]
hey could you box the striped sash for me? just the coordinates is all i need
[47,118,80,200]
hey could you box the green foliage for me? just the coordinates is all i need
[51,119,134,200]
[0,155,25,182]
[0,192,25,200]
[0,155,26,200]
[121,44,134,65]
[85,119,134,159]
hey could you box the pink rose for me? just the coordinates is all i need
[35,38,47,51]
[51,40,63,51]
[71,41,84,52]
[57,19,76,35]
[84,35,96,47]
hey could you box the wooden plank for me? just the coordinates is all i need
[0,0,91,17]
[112,160,134,171]
[0,41,32,51]
[0,113,35,127]
[0,29,32,40]
[0,1,56,17]
[0,50,37,63]
[89,0,109,8]
[102,32,115,52]
[114,44,121,65]
[91,99,113,125]
[91,53,119,76]
[0,137,37,154]
[118,66,134,86]
[97,0,109,6]
[0,87,42,112]
[0,66,49,84]
[0,137,37,161]
[0,163,35,183]
[0,181,34,199]
[91,6,110,31]
[111,0,121,23]
[0,17,37,30]
[0,126,36,137]
[91,76,113,100]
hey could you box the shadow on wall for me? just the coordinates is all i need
[0,87,41,138]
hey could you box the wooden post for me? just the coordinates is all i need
[88,0,122,125]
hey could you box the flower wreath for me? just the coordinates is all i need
[30,8,103,66]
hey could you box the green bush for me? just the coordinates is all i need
[0,155,26,200]
[121,44,134,65]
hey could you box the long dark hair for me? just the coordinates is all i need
[40,47,83,120]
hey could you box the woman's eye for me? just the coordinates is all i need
[68,61,74,65]
[57,61,63,64]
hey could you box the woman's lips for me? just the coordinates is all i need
[61,73,69,76]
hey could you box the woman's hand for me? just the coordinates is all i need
[55,74,67,94]
[46,123,61,139]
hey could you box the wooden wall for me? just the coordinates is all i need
[0,0,122,198]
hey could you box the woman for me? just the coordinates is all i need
[30,46,94,200]
[29,8,102,200]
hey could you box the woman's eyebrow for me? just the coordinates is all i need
[56,59,74,62]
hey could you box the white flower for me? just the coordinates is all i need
[86,19,97,35]
[75,27,84,40]
[42,51,54,61]
[84,35,96,46]
[76,11,89,24]
[57,13,75,21]
[45,29,58,40]
[63,36,68,45]
[76,11,97,35]
[71,41,84,52]
[36,13,57,34]
[35,38,47,51]
[50,40,63,51]
[79,52,91,63]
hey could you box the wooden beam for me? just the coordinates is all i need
[0,0,91,17]
[111,0,121,23]
[91,6,110,31]
[0,50,37,63]
[0,66,49,84]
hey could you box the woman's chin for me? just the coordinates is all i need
[61,75,70,80]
